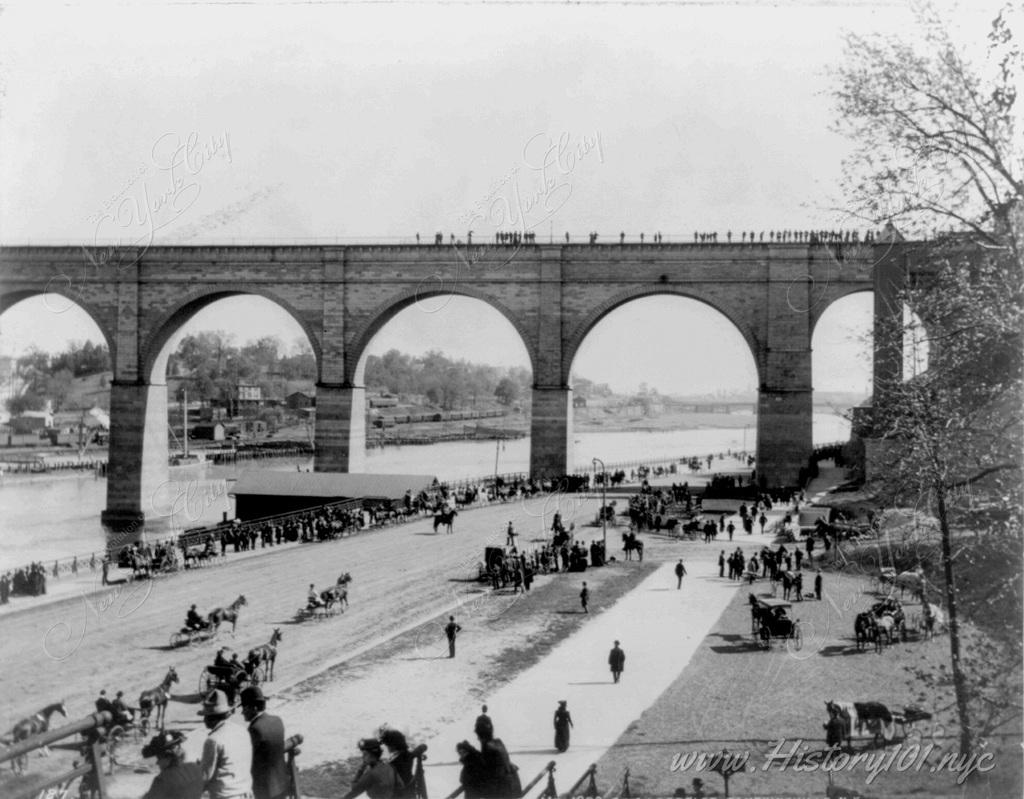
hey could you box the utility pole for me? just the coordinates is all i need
[593,457,607,554]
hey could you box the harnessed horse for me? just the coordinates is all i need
[433,509,458,534]
[871,598,906,644]
[247,629,283,682]
[207,595,247,635]
[138,666,179,733]
[6,700,67,774]
[321,572,352,612]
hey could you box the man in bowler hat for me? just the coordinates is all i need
[240,686,289,799]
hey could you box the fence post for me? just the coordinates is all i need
[89,736,109,798]
[539,761,558,798]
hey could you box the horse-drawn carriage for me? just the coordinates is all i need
[169,623,216,648]
[294,574,351,622]
[826,700,933,748]
[198,663,261,701]
[749,595,802,650]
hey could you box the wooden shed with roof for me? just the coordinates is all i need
[228,471,438,520]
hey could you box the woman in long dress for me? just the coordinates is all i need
[553,700,573,752]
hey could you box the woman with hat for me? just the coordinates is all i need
[141,729,204,799]
[199,688,254,799]
[379,728,415,799]
[455,740,487,799]
[553,700,573,753]
[340,737,398,799]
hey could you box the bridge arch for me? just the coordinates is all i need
[346,286,538,384]
[140,286,323,382]
[562,286,761,386]
[809,286,872,339]
[0,288,116,361]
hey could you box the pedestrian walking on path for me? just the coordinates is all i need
[553,701,573,752]
[445,616,462,658]
[608,640,625,683]
[579,582,589,614]
[674,559,687,589]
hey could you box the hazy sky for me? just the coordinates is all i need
[0,0,985,394]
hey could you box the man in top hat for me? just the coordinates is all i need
[199,689,253,799]
[112,690,134,727]
[240,686,289,799]
[340,737,398,799]
[141,729,204,799]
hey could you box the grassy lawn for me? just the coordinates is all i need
[594,569,1022,798]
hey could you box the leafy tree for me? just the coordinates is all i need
[6,391,44,415]
[494,376,520,406]
[832,2,1023,760]
[832,3,1022,258]
[50,340,110,377]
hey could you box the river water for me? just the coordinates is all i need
[0,413,849,570]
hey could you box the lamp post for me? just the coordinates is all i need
[593,457,607,553]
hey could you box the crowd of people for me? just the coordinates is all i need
[139,686,292,799]
[0,563,47,602]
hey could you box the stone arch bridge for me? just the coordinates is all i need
[0,241,915,534]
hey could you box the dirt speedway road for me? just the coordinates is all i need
[0,492,604,732]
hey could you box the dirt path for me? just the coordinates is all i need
[0,490,631,791]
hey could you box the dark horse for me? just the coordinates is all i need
[433,509,458,534]
[321,572,352,612]
[854,612,881,653]
[138,666,179,734]
[622,532,644,561]
[6,700,67,774]
[208,595,247,635]
[247,629,283,682]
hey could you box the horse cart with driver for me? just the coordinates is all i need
[198,662,262,703]
[749,595,802,650]
[294,574,351,621]
[170,623,216,648]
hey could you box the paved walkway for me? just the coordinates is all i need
[420,528,781,799]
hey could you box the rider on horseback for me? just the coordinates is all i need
[185,604,209,631]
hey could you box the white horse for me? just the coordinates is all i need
[893,568,926,599]
[920,602,946,638]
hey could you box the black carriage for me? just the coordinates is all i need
[198,663,263,702]
[750,596,802,650]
